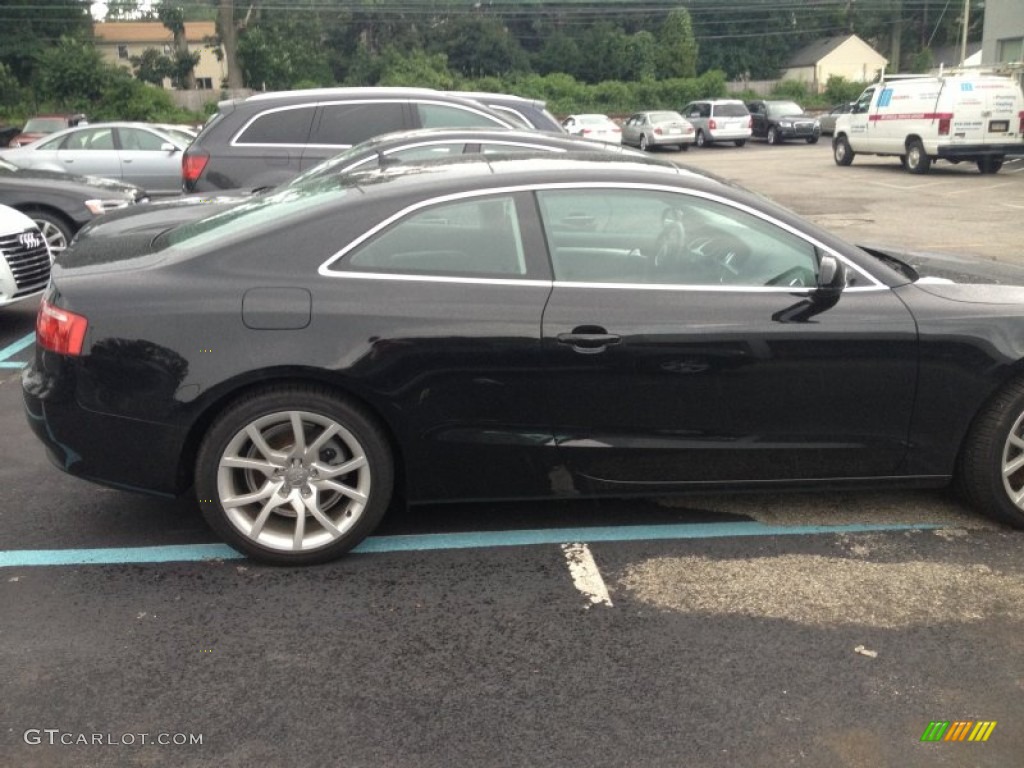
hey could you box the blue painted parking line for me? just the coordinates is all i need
[0,521,941,568]
[0,331,34,369]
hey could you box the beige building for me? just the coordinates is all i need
[93,21,226,90]
[782,35,888,93]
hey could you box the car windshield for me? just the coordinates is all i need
[288,145,370,185]
[768,102,803,117]
[714,103,748,117]
[579,115,613,126]
[22,118,68,133]
[649,112,683,123]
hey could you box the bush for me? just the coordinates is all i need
[823,75,865,105]
[770,79,810,101]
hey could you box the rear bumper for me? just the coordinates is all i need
[22,359,186,497]
[937,143,1024,159]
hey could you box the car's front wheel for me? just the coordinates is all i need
[195,385,394,564]
[958,378,1024,529]
[24,209,73,257]
[833,136,854,166]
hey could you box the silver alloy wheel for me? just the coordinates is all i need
[35,217,68,256]
[216,410,371,552]
[1001,409,1024,510]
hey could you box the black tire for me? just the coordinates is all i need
[905,139,931,174]
[734,139,746,147]
[766,127,779,145]
[23,209,74,257]
[639,134,650,152]
[678,144,689,152]
[806,135,819,144]
[958,377,1024,529]
[899,155,908,169]
[695,130,708,147]
[833,136,854,166]
[977,156,1004,174]
[195,384,394,565]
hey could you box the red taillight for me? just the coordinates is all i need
[747,116,752,129]
[1019,111,1024,134]
[654,127,663,135]
[709,118,717,130]
[182,149,209,187]
[938,117,951,136]
[581,128,592,134]
[37,298,88,356]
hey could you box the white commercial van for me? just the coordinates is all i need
[832,70,1024,174]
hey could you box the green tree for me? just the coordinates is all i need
[130,48,174,86]
[430,15,529,78]
[656,8,698,79]
[34,36,111,107]
[0,0,93,83]
[158,4,196,88]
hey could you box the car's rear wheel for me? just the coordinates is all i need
[24,209,73,257]
[695,130,707,147]
[639,134,650,151]
[833,136,854,166]
[977,156,1004,174]
[195,385,394,564]
[734,139,746,147]
[905,139,931,174]
[958,377,1024,529]
[806,136,819,144]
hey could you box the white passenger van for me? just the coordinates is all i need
[832,68,1024,174]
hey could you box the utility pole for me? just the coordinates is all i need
[959,0,970,65]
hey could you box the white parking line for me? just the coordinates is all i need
[562,542,613,608]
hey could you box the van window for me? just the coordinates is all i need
[311,102,406,146]
[416,103,507,129]
[236,106,316,145]
[713,103,749,117]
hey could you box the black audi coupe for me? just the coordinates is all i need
[22,153,1024,563]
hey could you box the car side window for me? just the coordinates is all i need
[236,106,316,145]
[536,189,820,287]
[416,104,506,129]
[118,128,166,151]
[62,127,114,150]
[383,144,464,163]
[312,102,406,146]
[346,195,527,277]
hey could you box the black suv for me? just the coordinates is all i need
[746,100,821,145]
[182,88,522,192]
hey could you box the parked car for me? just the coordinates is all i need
[445,92,563,132]
[83,128,646,234]
[747,100,821,145]
[151,123,198,145]
[1,122,188,195]
[817,102,855,136]
[680,100,752,147]
[7,114,88,148]
[0,203,51,308]
[621,111,696,151]
[561,114,622,144]
[24,152,1024,564]
[0,157,145,255]
[181,87,519,193]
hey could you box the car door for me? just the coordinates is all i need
[322,190,557,501]
[53,126,122,181]
[621,115,640,146]
[748,102,767,137]
[533,186,919,489]
[847,86,875,149]
[115,127,181,193]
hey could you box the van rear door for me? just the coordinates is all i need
[973,78,1023,143]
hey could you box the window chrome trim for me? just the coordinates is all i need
[321,271,551,287]
[319,181,885,289]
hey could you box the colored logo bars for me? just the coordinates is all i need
[920,721,997,742]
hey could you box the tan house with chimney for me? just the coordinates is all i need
[93,21,226,90]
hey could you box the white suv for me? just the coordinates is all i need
[0,204,51,307]
[680,99,752,147]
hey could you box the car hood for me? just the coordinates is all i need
[860,244,1024,304]
[0,165,143,198]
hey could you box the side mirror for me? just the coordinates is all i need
[813,253,846,307]
[161,142,178,153]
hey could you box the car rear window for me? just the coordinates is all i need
[235,106,316,145]
[311,102,406,146]
[713,103,749,117]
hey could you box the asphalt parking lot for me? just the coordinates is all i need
[2,142,1024,767]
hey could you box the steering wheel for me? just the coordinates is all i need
[653,213,686,269]
[687,234,751,280]
[765,265,816,287]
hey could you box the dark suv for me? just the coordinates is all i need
[746,100,821,145]
[182,88,521,192]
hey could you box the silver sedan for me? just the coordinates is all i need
[621,111,696,151]
[0,122,188,195]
